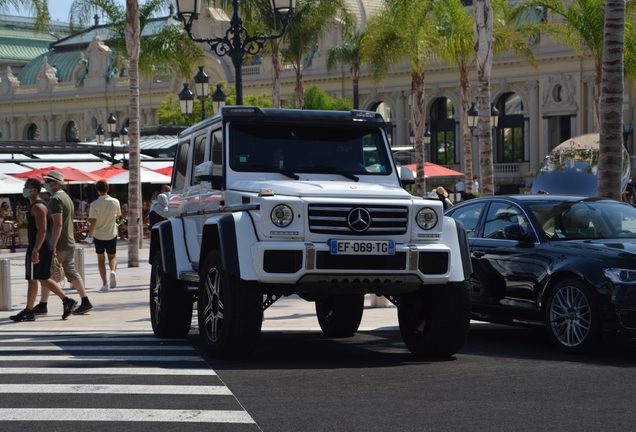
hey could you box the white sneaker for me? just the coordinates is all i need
[110,272,117,288]
[100,284,110,292]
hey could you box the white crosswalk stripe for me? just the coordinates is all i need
[0,332,257,429]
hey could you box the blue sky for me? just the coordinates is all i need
[5,0,126,23]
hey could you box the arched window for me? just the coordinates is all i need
[27,123,39,140]
[65,121,79,142]
[430,97,456,165]
[495,92,525,163]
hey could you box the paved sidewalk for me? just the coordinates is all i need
[0,240,399,333]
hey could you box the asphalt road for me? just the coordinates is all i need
[193,324,636,432]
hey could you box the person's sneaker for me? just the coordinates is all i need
[10,309,35,322]
[72,301,93,315]
[32,303,48,315]
[110,272,117,288]
[62,298,78,320]
[99,284,110,292]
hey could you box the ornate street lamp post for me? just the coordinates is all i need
[178,83,194,125]
[212,83,227,114]
[193,66,209,121]
[175,0,295,105]
[119,125,129,168]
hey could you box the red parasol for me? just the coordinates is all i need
[91,166,128,178]
[403,162,464,178]
[14,166,105,183]
[153,166,173,177]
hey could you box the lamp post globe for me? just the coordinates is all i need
[175,0,295,105]
[467,102,479,130]
[490,104,500,129]
[95,124,105,145]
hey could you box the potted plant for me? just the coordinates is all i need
[18,219,28,246]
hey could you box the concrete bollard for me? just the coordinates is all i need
[370,294,390,308]
[0,259,11,311]
[75,247,85,282]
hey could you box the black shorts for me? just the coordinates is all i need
[25,246,53,281]
[94,237,117,254]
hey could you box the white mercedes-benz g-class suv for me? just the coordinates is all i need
[149,106,471,359]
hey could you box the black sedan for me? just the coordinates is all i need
[446,195,636,353]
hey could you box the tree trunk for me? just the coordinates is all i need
[593,58,603,133]
[126,0,141,267]
[352,63,359,110]
[272,39,282,108]
[294,61,304,109]
[474,0,494,197]
[597,0,625,199]
[411,69,427,197]
[459,68,473,194]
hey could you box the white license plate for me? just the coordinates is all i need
[330,240,395,255]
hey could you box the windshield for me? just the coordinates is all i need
[526,200,636,240]
[229,122,393,176]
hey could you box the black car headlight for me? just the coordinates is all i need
[416,207,438,230]
[271,204,294,227]
[603,268,636,284]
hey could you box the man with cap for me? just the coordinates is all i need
[9,178,78,321]
[33,170,93,315]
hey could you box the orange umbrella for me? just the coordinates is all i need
[153,166,173,177]
[14,166,105,183]
[91,166,128,178]
[403,162,464,178]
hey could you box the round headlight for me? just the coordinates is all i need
[271,204,294,227]
[416,207,438,230]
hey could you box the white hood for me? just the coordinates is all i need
[228,179,412,199]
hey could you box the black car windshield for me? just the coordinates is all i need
[526,200,636,240]
[229,122,392,176]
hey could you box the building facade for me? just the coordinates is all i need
[0,3,634,193]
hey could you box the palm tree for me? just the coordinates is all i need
[326,16,363,109]
[473,0,495,197]
[598,0,627,199]
[431,0,475,194]
[0,0,49,30]
[68,0,205,80]
[125,0,141,267]
[361,0,434,197]
[282,0,349,109]
[513,0,636,133]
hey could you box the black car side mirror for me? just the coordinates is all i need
[503,224,532,243]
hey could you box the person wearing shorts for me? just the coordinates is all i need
[87,180,121,292]
[34,170,93,315]
[10,178,78,322]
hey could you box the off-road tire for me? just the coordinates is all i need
[198,250,263,359]
[315,294,365,337]
[150,251,193,338]
[397,281,471,357]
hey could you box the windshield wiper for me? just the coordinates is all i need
[294,165,360,182]
[240,165,299,180]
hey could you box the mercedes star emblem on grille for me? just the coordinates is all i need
[347,208,371,232]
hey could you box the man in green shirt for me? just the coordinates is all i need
[33,171,93,315]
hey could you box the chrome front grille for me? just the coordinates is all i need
[308,204,408,235]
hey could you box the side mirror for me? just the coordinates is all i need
[503,224,533,243]
[400,165,415,187]
[194,161,223,189]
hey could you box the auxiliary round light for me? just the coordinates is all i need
[271,204,294,227]
[416,207,438,230]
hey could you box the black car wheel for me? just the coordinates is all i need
[315,294,364,337]
[546,279,600,353]
[198,251,263,358]
[150,251,193,338]
[397,281,471,357]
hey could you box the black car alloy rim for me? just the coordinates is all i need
[549,285,591,347]
[203,267,223,342]
[152,265,161,324]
